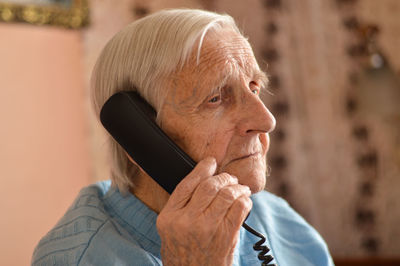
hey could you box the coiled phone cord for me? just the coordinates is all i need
[242,222,276,266]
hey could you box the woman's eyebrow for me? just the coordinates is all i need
[212,74,230,92]
[207,68,269,95]
[253,70,269,89]
[205,67,233,96]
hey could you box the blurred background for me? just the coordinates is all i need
[0,0,399,265]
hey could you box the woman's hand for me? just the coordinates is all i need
[156,157,252,266]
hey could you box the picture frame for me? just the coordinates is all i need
[0,0,89,29]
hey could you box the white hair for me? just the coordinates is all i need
[91,9,241,193]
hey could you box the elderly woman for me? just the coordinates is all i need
[33,9,333,266]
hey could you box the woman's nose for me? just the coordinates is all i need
[236,92,276,136]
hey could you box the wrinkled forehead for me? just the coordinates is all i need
[198,30,258,81]
[171,29,261,100]
[199,30,256,71]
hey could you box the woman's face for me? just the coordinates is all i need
[159,29,276,193]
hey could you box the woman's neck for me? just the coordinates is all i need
[130,170,170,214]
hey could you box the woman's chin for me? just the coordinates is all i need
[221,157,267,194]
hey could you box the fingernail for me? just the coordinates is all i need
[204,157,216,165]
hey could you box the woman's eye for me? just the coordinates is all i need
[250,82,260,96]
[208,95,221,103]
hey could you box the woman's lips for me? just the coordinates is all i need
[231,152,261,163]
[219,152,263,172]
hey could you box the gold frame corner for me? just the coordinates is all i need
[0,0,89,29]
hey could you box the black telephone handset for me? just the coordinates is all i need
[100,91,276,266]
[100,91,196,194]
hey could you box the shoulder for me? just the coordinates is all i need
[32,181,111,265]
[32,181,161,266]
[76,219,162,265]
[248,190,334,266]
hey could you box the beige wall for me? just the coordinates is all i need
[0,24,90,266]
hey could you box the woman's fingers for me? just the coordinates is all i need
[164,157,217,210]
[224,194,253,230]
[185,172,239,212]
[206,184,251,219]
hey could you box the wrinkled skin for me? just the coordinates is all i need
[133,29,276,266]
[157,158,252,265]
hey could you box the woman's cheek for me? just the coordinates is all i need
[174,120,214,162]
[259,133,269,154]
[194,127,228,164]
